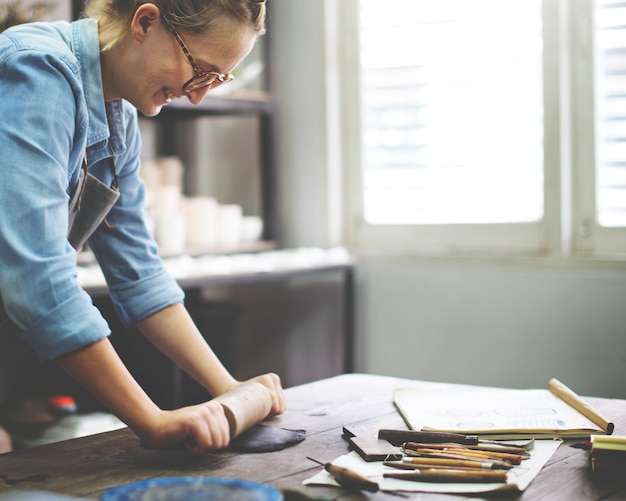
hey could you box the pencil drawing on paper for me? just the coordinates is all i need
[393,385,606,437]
[493,407,557,417]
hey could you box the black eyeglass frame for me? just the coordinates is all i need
[161,15,234,93]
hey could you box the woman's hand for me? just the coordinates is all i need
[140,400,231,455]
[0,426,11,454]
[140,371,285,454]
[136,306,287,417]
[243,372,286,416]
[57,339,232,455]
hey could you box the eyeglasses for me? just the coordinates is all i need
[161,16,234,93]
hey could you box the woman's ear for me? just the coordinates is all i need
[131,2,161,41]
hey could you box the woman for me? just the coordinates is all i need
[0,0,285,454]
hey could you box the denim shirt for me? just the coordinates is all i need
[0,19,184,360]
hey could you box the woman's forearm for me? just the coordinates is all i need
[136,303,287,415]
[56,337,161,438]
[55,336,232,452]
[136,303,238,397]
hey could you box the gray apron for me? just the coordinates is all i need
[0,157,120,336]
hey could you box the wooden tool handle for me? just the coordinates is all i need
[384,469,507,483]
[378,429,479,446]
[325,463,379,492]
[214,381,273,438]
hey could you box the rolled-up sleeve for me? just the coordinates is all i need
[21,290,110,360]
[108,270,184,327]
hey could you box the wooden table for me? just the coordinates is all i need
[0,373,625,500]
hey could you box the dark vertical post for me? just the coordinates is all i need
[343,265,355,373]
[259,111,278,243]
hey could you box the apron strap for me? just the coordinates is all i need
[104,157,119,229]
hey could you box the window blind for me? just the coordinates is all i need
[359,0,544,225]
[595,0,626,227]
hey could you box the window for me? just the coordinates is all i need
[360,0,543,226]
[595,0,626,228]
[340,0,626,257]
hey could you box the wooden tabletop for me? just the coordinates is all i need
[0,373,625,500]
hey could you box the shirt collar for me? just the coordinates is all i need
[72,19,127,164]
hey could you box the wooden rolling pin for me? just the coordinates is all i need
[214,381,273,438]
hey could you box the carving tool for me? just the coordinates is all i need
[403,441,530,457]
[386,460,504,471]
[306,457,379,492]
[401,450,514,469]
[402,456,513,470]
[384,468,508,483]
[402,442,525,464]
[379,429,479,446]
[379,429,534,450]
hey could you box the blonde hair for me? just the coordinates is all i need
[85,0,266,51]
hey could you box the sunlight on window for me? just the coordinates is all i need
[360,0,544,225]
[595,1,626,227]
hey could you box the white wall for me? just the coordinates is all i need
[356,256,626,399]
[269,0,336,248]
[270,0,626,399]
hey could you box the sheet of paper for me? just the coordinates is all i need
[303,440,561,494]
[394,386,603,437]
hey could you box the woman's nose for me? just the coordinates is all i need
[186,86,211,104]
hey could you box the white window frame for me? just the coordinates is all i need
[337,0,626,261]
[571,0,626,257]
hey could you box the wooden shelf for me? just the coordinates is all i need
[76,241,277,266]
[78,247,355,298]
[162,240,277,258]
[82,262,354,298]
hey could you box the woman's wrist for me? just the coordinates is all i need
[132,408,169,447]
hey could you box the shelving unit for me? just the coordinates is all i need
[154,93,279,243]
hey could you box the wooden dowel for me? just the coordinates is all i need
[214,381,273,438]
[548,378,615,434]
